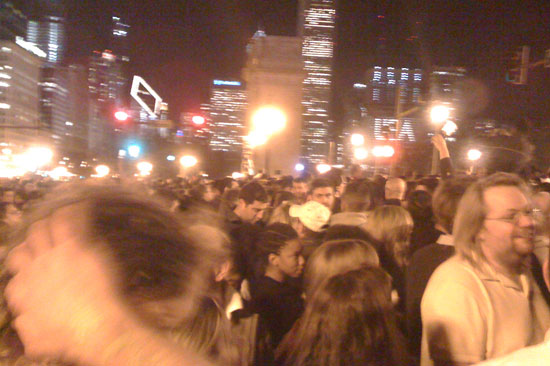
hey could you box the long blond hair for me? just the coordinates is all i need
[453,172,531,271]
[364,205,413,268]
[304,239,379,299]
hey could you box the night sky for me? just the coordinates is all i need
[13,0,550,129]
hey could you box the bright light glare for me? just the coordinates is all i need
[441,121,458,136]
[295,163,305,172]
[316,164,332,174]
[166,155,176,161]
[95,165,110,177]
[467,149,482,161]
[137,162,153,176]
[246,130,268,148]
[25,147,53,169]
[192,115,205,126]
[354,147,369,160]
[351,133,365,146]
[252,107,286,136]
[430,105,450,124]
[180,155,198,168]
[1,148,11,155]
[114,111,129,121]
[372,145,395,158]
[232,172,244,179]
[49,166,71,180]
[128,145,140,158]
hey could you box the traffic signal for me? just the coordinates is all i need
[506,46,530,85]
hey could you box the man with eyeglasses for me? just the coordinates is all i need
[421,173,550,366]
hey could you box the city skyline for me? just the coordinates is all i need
[9,0,550,131]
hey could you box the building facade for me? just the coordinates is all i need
[243,32,304,175]
[26,16,64,64]
[0,40,46,148]
[207,80,247,154]
[298,0,336,164]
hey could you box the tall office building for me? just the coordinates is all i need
[298,0,336,164]
[208,80,247,154]
[0,40,46,148]
[243,32,304,175]
[111,16,130,62]
[26,16,64,64]
[350,66,426,151]
[0,2,27,41]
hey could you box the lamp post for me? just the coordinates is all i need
[467,149,482,175]
[250,106,286,176]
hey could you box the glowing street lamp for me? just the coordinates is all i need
[180,155,198,169]
[441,120,458,136]
[316,164,332,174]
[467,149,482,161]
[246,130,268,148]
[351,133,365,147]
[252,106,286,136]
[354,147,369,160]
[137,161,153,176]
[430,105,451,125]
[372,145,395,158]
[95,165,110,178]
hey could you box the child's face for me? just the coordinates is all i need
[275,239,305,278]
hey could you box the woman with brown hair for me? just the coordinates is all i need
[276,267,409,366]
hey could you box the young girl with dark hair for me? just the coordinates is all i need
[277,267,410,366]
[249,223,305,350]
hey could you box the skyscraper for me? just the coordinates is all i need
[0,40,46,148]
[207,80,247,154]
[298,0,336,164]
[363,66,424,143]
[26,16,64,64]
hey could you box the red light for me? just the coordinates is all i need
[192,115,205,126]
[114,111,129,121]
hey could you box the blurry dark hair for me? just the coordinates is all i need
[432,177,476,234]
[309,178,333,194]
[340,179,374,212]
[324,224,375,244]
[252,223,299,278]
[277,267,408,366]
[239,181,268,204]
[406,190,433,222]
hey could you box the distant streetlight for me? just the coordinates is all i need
[95,165,110,178]
[295,163,305,172]
[354,147,369,160]
[430,105,451,125]
[316,164,331,174]
[128,145,141,158]
[467,149,482,161]
[246,130,268,148]
[180,155,198,168]
[137,161,153,176]
[252,106,286,136]
[372,145,395,158]
[351,133,365,147]
[441,120,458,136]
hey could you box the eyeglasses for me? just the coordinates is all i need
[485,208,541,225]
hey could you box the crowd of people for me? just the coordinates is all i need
[1,136,550,365]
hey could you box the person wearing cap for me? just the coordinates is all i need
[289,200,331,260]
